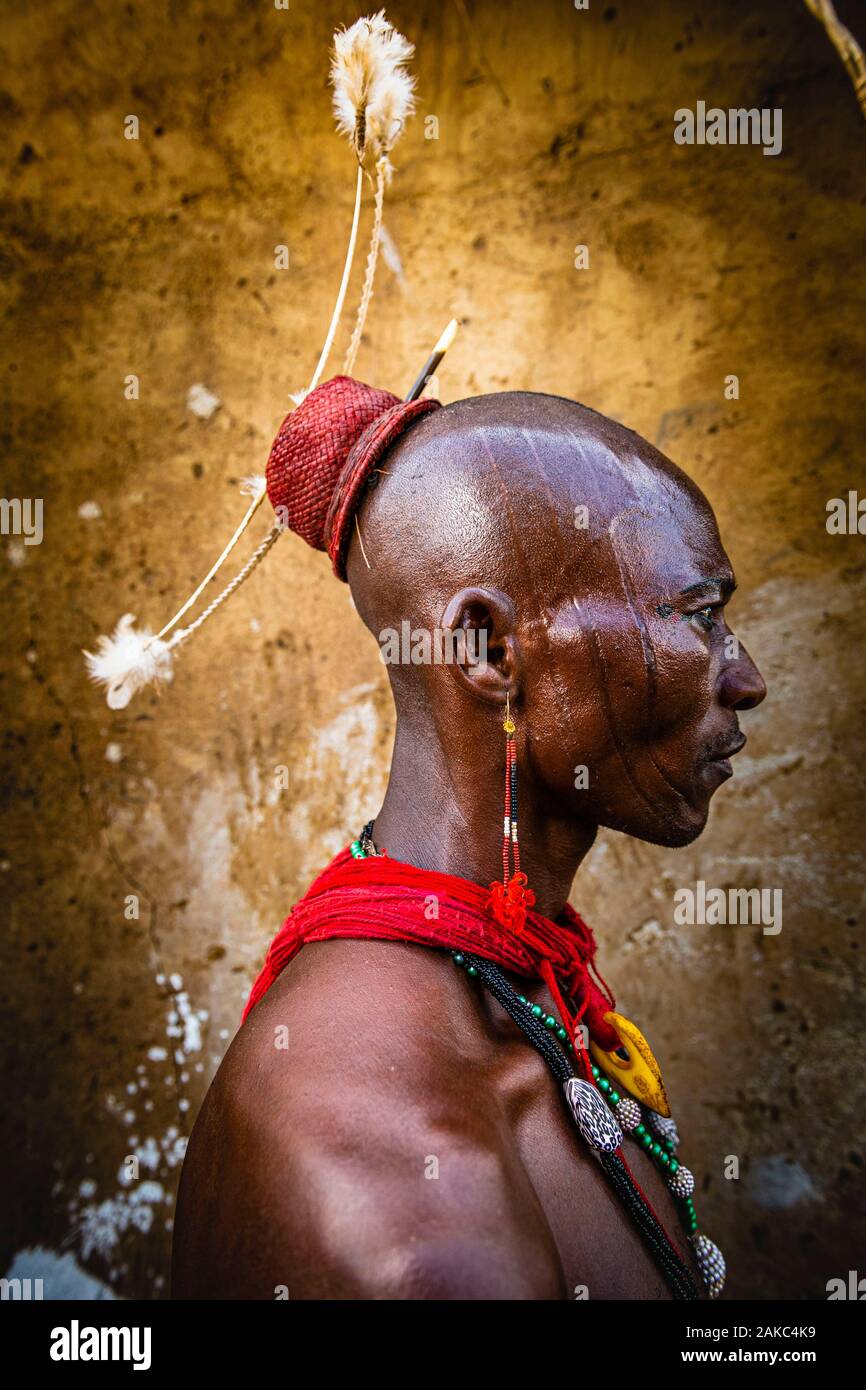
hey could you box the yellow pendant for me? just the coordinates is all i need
[588,1010,671,1117]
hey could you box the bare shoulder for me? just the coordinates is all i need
[172,938,565,1299]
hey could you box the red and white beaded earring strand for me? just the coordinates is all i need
[488,693,536,934]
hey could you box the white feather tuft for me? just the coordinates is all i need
[83,614,174,710]
[239,474,267,499]
[331,11,416,165]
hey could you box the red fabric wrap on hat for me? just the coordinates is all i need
[324,398,438,578]
[265,375,441,579]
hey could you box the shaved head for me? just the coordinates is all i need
[350,391,713,632]
[347,391,765,850]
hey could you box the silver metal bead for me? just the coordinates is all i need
[614,1096,642,1132]
[691,1232,726,1298]
[667,1164,695,1198]
[564,1078,623,1152]
[648,1111,680,1149]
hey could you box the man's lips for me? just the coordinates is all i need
[709,731,747,762]
[703,731,746,783]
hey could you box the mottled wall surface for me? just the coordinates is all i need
[1,0,864,1300]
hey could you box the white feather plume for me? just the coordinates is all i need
[239,474,267,499]
[82,16,419,715]
[331,10,416,166]
[83,614,174,710]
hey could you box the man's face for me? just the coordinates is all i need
[527,462,767,847]
[347,394,766,850]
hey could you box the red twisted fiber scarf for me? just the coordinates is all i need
[242,845,692,1265]
[242,846,621,1061]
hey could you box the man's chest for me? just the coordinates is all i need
[492,1029,707,1300]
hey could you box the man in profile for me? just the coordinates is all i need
[173,384,766,1300]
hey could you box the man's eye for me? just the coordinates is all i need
[695,606,716,630]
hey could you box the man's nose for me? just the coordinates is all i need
[719,643,767,711]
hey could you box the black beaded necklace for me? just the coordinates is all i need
[353,822,719,1301]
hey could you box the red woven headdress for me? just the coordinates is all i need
[266,376,440,580]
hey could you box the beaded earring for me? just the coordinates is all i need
[488,693,536,933]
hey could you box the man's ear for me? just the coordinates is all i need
[440,587,521,709]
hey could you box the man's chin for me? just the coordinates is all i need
[606,799,710,849]
[648,815,708,849]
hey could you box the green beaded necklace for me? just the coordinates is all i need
[351,828,723,1296]
[450,953,701,1238]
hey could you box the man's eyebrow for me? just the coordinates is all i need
[679,575,737,600]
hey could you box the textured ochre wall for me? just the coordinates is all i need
[1,0,864,1300]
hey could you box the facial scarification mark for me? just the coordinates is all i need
[608,510,659,706]
[558,425,664,814]
[519,429,594,594]
[582,613,660,815]
[563,427,703,812]
[519,428,593,652]
[609,449,674,507]
[475,427,577,754]
[473,419,701,821]
[608,510,689,801]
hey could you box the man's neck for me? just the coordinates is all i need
[372,717,597,920]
